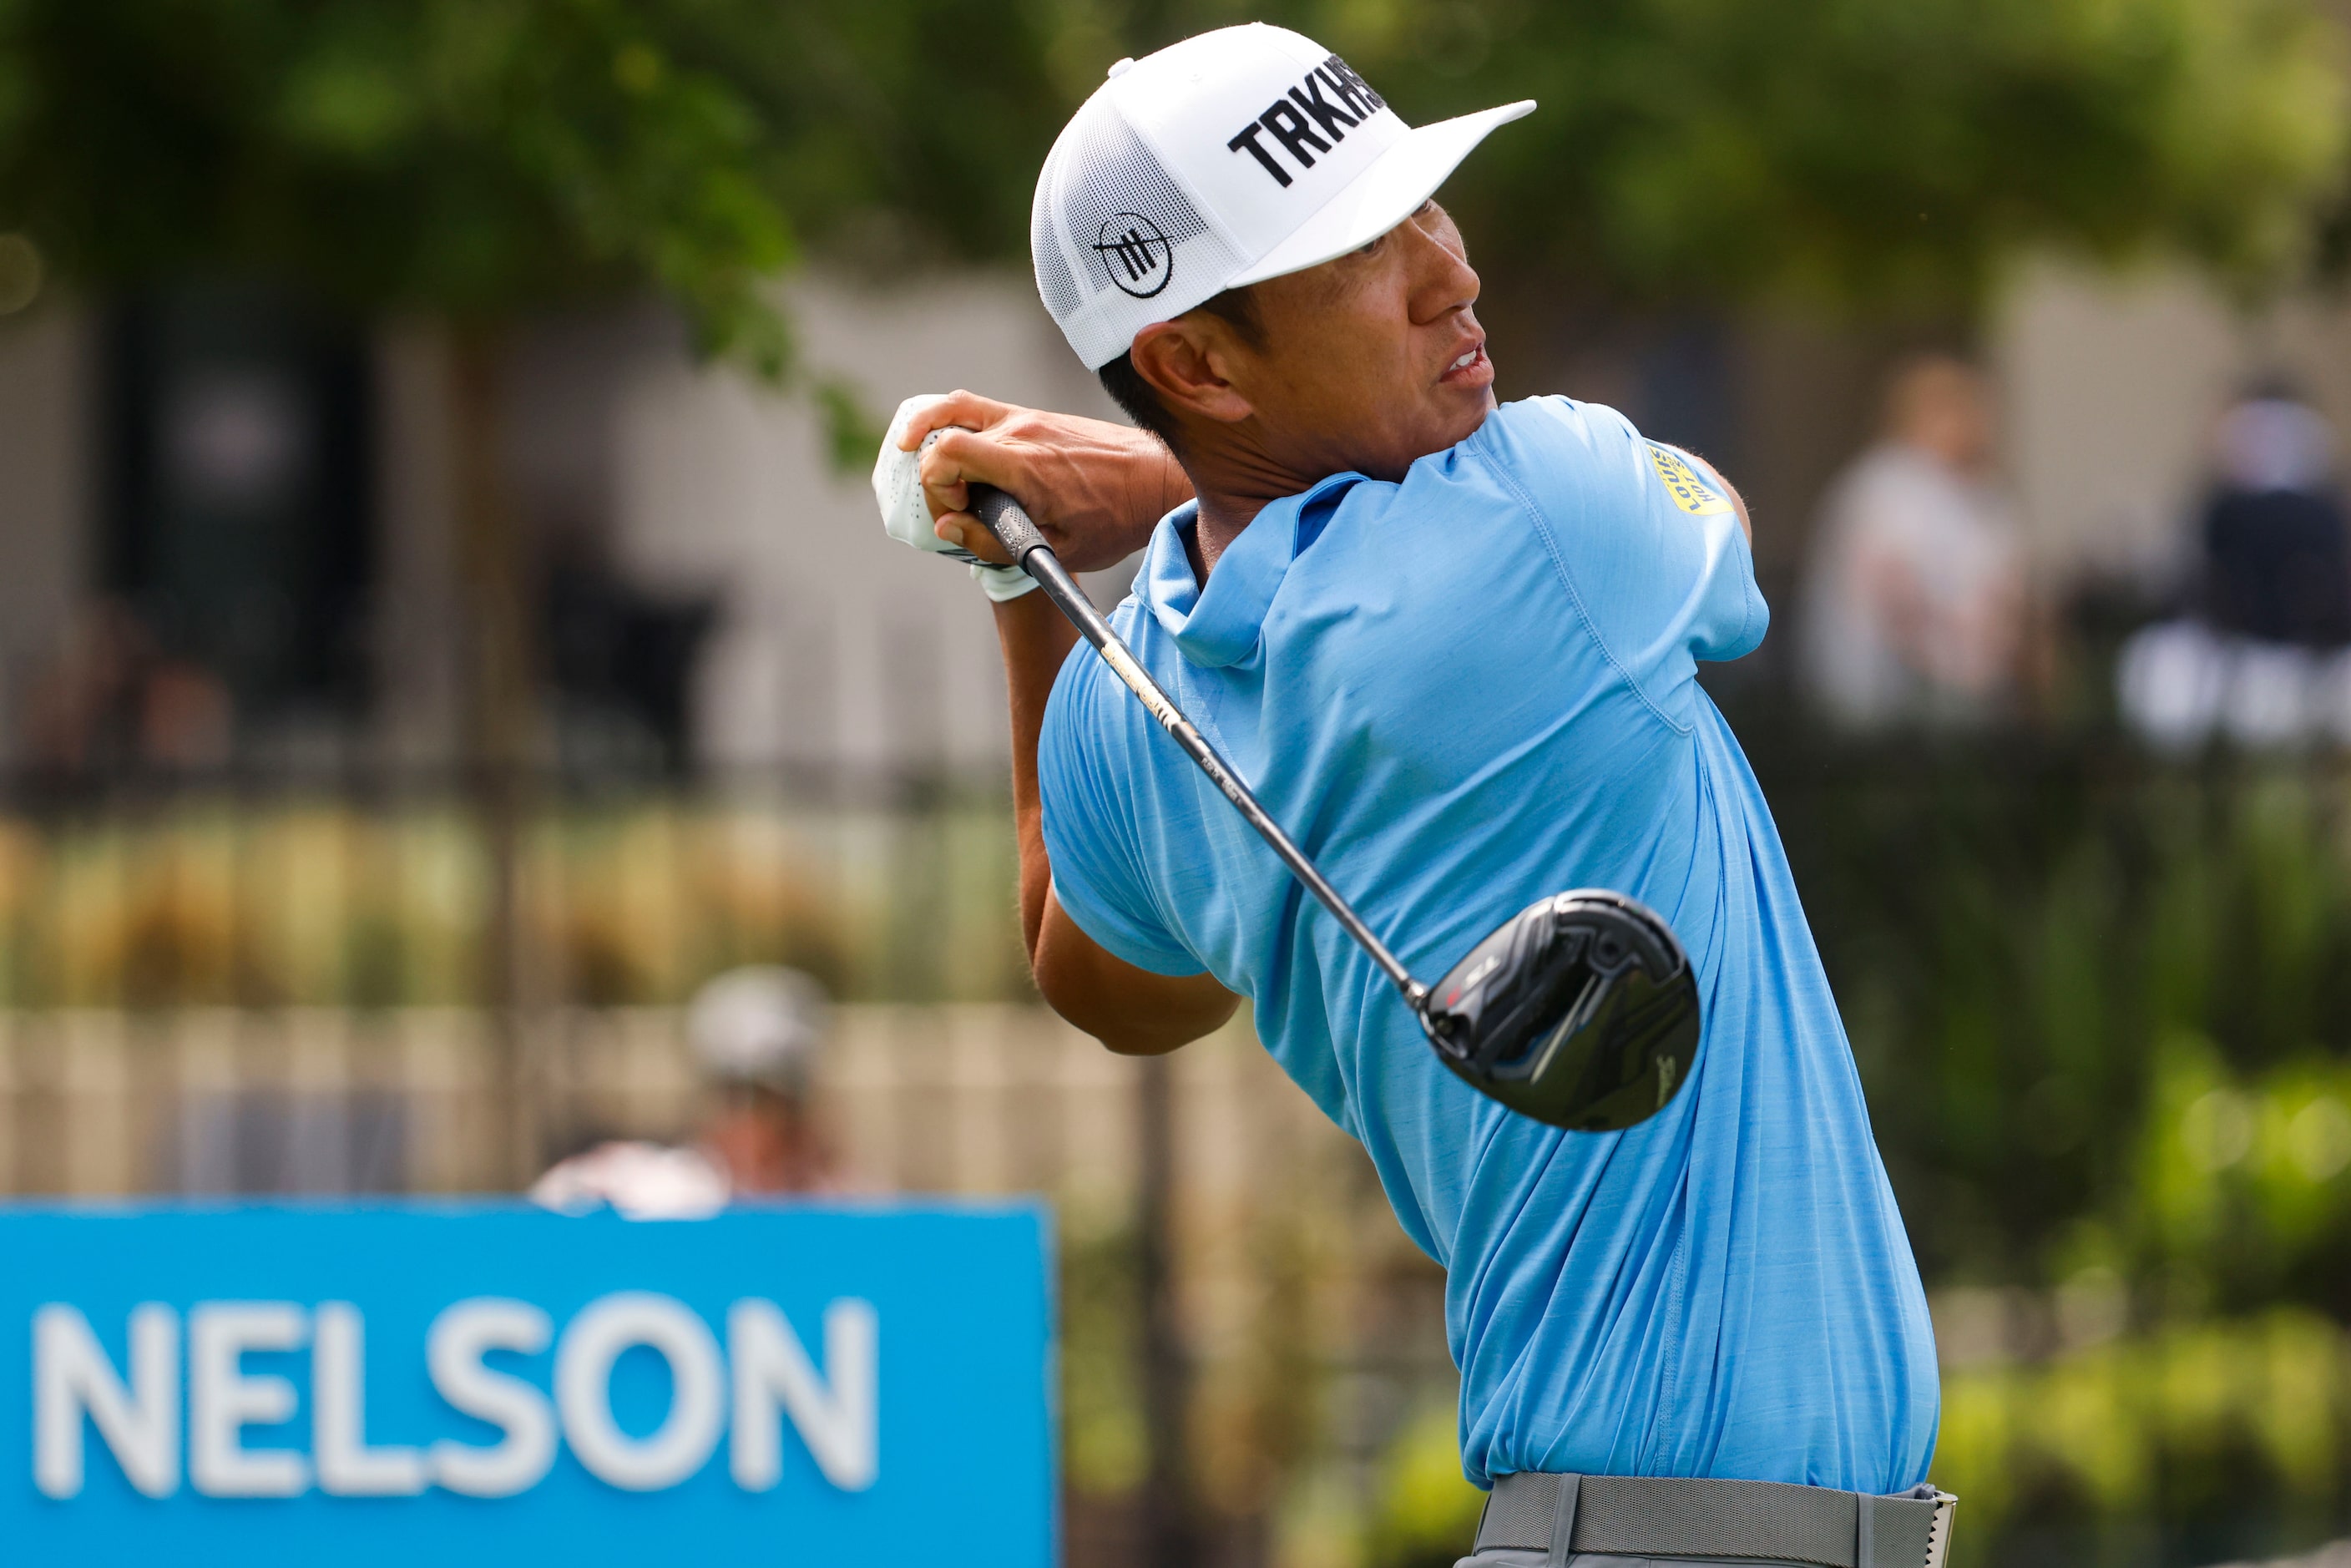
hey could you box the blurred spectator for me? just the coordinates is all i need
[1799,355,2030,730]
[531,965,842,1217]
[2199,382,2350,645]
[2117,382,2351,750]
[18,597,233,777]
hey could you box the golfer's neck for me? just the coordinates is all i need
[1177,441,1315,580]
[1184,493,1261,579]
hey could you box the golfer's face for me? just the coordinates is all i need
[1241,200,1495,483]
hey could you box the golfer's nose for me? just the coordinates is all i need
[1407,225,1481,326]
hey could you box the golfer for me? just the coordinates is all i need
[879,24,1944,1566]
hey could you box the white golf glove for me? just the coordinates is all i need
[872,393,1039,603]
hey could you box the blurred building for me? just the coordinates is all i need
[0,271,1115,782]
[3,257,2351,779]
[1993,258,2351,589]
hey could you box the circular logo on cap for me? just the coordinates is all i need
[1094,214,1174,300]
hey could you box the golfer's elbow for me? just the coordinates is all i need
[1033,905,1238,1055]
[1046,989,1226,1056]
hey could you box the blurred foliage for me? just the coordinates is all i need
[1063,1219,1154,1498]
[943,0,2347,307]
[1935,1311,2351,1566]
[0,2,768,365]
[1362,1403,1486,1568]
[1757,738,2351,1300]
[0,0,1074,463]
[0,1,1074,358]
[0,0,2338,336]
[1349,0,2351,305]
[1358,1302,2351,1567]
[0,792,1029,1009]
[2127,1040,2351,1314]
[1742,731,2351,1563]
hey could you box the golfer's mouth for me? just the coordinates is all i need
[1440,339,1493,388]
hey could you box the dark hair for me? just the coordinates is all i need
[1097,286,1266,452]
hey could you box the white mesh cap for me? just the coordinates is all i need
[688,966,828,1095]
[1032,23,1534,369]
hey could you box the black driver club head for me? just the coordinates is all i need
[1418,890,1701,1132]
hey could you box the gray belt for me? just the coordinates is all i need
[1475,1471,1957,1568]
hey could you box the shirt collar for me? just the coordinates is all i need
[1137,471,1366,669]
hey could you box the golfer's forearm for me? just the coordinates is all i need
[991,590,1240,1055]
[1034,903,1239,1054]
[993,592,1080,959]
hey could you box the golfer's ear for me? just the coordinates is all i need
[1131,319,1254,427]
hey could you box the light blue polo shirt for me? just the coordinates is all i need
[1036,396,1939,1492]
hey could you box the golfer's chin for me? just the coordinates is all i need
[1430,384,1499,450]
[1327,382,1499,482]
[1363,396,1494,478]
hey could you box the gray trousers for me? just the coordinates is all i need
[1455,1471,1950,1568]
[1459,1555,1772,1568]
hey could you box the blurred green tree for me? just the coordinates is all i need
[0,0,1074,357]
[0,0,2338,529]
[0,0,2339,552]
[1332,0,2351,306]
[826,0,2347,311]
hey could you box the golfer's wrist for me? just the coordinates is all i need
[990,582,1064,633]
[972,559,1041,602]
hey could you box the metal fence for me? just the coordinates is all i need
[0,776,1033,1012]
[0,999,1366,1209]
[25,741,2351,1563]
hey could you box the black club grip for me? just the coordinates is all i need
[973,486,1049,564]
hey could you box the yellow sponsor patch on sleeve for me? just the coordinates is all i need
[1646,443,1732,517]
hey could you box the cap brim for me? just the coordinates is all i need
[1226,100,1535,288]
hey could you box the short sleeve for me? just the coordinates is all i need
[1484,397,1767,716]
[1036,653,1206,977]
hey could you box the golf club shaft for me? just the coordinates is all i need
[975,487,1424,1004]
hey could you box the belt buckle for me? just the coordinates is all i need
[1922,1490,1959,1568]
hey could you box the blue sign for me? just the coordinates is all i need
[0,1201,1055,1565]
